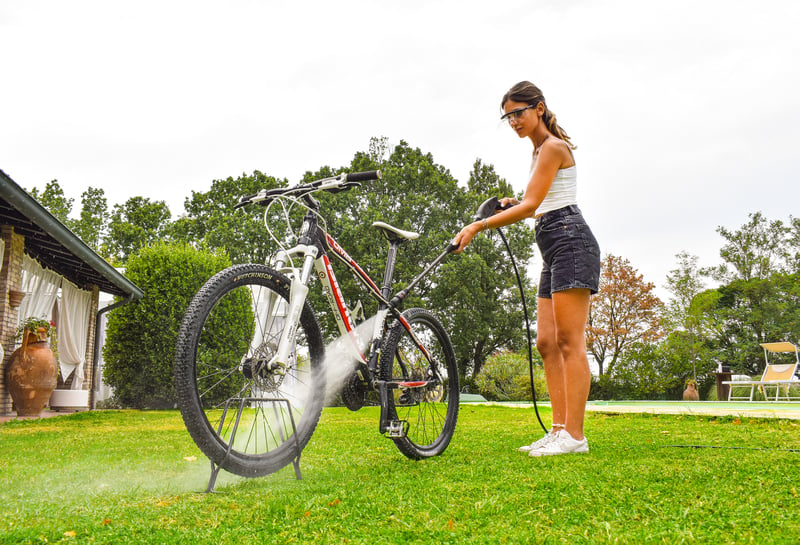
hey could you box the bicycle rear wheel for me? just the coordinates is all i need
[175,263,325,477]
[379,307,459,459]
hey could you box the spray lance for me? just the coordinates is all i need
[474,197,549,435]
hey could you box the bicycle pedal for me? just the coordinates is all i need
[386,420,407,438]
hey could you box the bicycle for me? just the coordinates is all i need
[174,170,459,482]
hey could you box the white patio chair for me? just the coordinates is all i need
[723,342,800,401]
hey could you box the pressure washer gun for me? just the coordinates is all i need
[474,196,514,221]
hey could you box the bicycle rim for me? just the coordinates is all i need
[175,264,325,477]
[380,308,459,459]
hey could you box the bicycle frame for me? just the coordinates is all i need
[265,207,423,379]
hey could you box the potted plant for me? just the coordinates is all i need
[4,317,58,416]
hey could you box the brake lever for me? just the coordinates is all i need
[234,192,261,209]
[325,181,362,194]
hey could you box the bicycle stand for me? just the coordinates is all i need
[205,396,303,493]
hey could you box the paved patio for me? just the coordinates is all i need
[0,408,84,424]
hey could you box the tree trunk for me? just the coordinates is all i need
[471,339,487,378]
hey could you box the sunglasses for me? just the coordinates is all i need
[500,105,537,124]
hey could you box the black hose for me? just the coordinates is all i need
[496,227,549,435]
[663,444,799,452]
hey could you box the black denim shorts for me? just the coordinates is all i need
[535,205,601,298]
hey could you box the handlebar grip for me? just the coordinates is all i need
[344,170,382,182]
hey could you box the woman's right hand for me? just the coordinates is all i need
[500,197,519,209]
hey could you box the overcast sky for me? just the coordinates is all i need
[2,0,798,300]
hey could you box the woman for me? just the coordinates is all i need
[453,81,600,457]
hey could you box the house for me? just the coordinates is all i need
[1,169,143,415]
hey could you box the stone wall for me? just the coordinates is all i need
[0,226,25,415]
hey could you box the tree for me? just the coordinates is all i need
[587,254,665,376]
[104,196,172,264]
[72,187,108,252]
[787,216,800,273]
[307,140,536,381]
[29,180,74,228]
[691,273,800,375]
[706,212,790,283]
[95,137,535,392]
[597,342,674,400]
[688,212,800,376]
[103,243,236,408]
[170,171,287,264]
[664,251,705,329]
[663,251,708,380]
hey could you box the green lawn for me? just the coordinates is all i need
[1,406,798,544]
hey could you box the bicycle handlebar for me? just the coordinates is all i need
[234,170,382,209]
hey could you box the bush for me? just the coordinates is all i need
[589,374,617,401]
[103,243,233,408]
[590,342,696,401]
[475,350,548,402]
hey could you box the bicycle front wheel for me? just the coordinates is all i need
[379,307,459,459]
[175,263,325,477]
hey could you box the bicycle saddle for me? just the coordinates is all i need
[372,221,420,243]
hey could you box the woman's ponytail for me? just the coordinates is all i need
[502,81,576,150]
[542,107,575,150]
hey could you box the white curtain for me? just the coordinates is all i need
[59,279,93,389]
[94,299,114,402]
[17,255,61,329]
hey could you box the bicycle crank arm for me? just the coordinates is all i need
[377,381,408,437]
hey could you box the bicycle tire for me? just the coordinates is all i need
[379,307,459,459]
[175,263,325,477]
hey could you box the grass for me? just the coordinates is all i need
[1,406,799,544]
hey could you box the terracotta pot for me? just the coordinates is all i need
[4,329,58,416]
[682,382,700,401]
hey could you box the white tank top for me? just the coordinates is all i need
[534,165,577,217]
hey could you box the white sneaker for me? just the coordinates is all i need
[529,430,588,457]
[517,431,558,452]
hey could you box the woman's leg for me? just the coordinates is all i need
[536,296,566,428]
[551,288,592,440]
